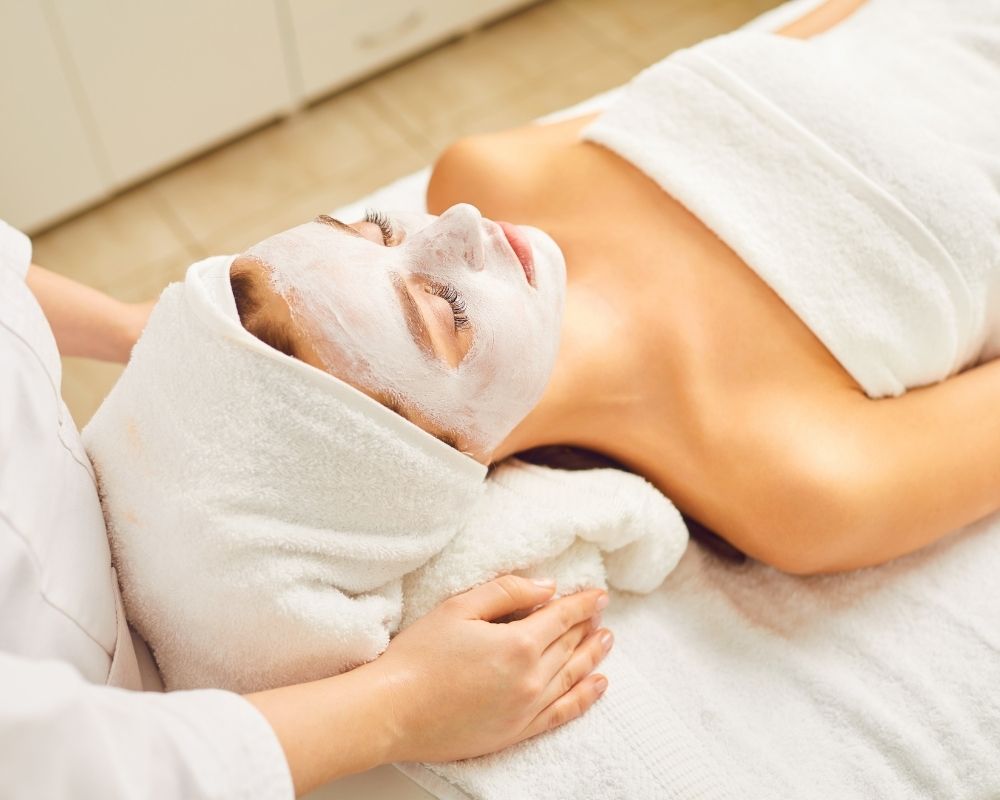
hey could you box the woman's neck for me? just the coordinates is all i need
[491,277,650,463]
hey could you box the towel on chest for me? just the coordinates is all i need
[584,0,1000,398]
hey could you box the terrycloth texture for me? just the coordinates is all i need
[400,510,1000,800]
[83,257,687,692]
[402,459,688,628]
[584,0,1000,398]
[83,256,487,692]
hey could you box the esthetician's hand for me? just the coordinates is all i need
[373,575,613,764]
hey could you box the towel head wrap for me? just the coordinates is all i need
[83,256,486,691]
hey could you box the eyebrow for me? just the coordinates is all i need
[314,214,362,238]
[391,273,435,357]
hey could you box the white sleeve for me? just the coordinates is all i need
[0,652,294,800]
[0,219,32,280]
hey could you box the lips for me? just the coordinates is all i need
[497,220,535,287]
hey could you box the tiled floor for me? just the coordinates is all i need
[32,0,781,427]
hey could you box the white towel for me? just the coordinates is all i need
[82,256,687,692]
[402,510,1000,800]
[402,458,688,629]
[583,0,1000,398]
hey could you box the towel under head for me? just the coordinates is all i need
[83,256,486,690]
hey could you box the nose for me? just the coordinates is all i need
[430,203,487,271]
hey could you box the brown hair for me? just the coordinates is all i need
[229,256,464,453]
[229,259,299,359]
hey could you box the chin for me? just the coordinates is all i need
[522,225,567,296]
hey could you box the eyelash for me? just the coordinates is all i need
[364,207,394,245]
[429,283,470,331]
[364,210,466,334]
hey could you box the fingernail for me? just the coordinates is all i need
[600,631,614,652]
[595,592,610,611]
[532,577,556,588]
[594,677,608,694]
[591,612,603,630]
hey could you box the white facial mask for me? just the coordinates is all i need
[244,203,566,457]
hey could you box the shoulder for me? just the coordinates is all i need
[696,386,874,574]
[426,129,530,217]
[426,114,596,217]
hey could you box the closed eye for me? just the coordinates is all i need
[364,208,395,245]
[427,282,470,331]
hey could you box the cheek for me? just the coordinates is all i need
[465,286,549,381]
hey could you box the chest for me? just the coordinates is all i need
[429,121,862,417]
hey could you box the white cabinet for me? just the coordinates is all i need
[0,0,534,232]
[286,0,535,101]
[0,3,107,232]
[49,0,293,186]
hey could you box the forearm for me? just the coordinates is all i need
[245,659,399,797]
[823,358,1000,572]
[25,263,147,362]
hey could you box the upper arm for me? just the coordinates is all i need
[734,358,1000,575]
[689,390,873,576]
[775,0,868,39]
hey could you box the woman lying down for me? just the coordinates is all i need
[84,0,1000,694]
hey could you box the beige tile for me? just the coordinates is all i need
[412,47,638,157]
[199,149,426,256]
[60,357,125,430]
[473,0,620,77]
[365,28,529,146]
[365,2,640,161]
[557,0,714,48]
[149,121,318,245]
[623,0,784,66]
[30,185,195,288]
[152,85,422,248]
[277,86,419,183]
[104,251,196,303]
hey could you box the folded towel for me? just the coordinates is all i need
[83,256,687,692]
[402,458,688,629]
[584,0,1000,398]
[401,508,1000,800]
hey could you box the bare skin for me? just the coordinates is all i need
[423,0,1000,575]
[235,0,1000,574]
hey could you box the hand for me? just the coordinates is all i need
[372,575,613,764]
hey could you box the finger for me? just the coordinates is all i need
[514,588,608,646]
[536,617,595,681]
[536,627,613,712]
[519,673,609,741]
[445,574,556,621]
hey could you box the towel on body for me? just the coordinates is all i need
[584,0,1000,398]
[82,256,688,692]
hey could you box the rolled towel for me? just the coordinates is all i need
[83,256,688,692]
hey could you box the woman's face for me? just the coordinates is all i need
[244,203,566,460]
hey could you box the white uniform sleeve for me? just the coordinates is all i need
[0,652,294,800]
[0,218,31,279]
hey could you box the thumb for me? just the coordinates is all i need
[448,575,556,621]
